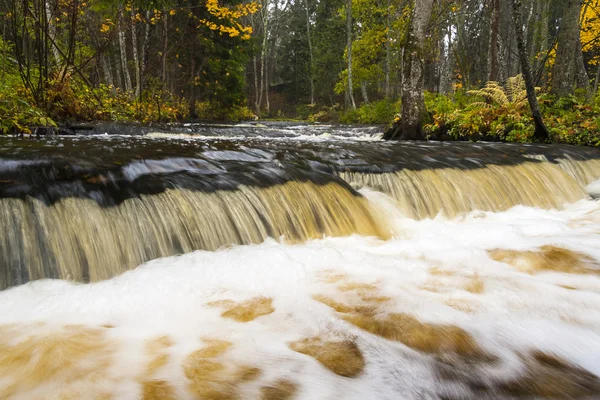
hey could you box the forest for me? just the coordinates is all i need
[0,0,600,144]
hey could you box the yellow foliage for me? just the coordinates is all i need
[195,0,259,39]
[581,0,600,65]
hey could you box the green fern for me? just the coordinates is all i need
[468,75,529,110]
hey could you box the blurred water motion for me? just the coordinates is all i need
[1,124,600,399]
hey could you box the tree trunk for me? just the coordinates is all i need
[113,53,122,89]
[44,0,60,66]
[593,65,600,96]
[140,11,151,97]
[398,47,404,99]
[346,0,356,110]
[384,0,391,98]
[361,82,369,104]
[265,55,270,115]
[489,0,500,82]
[525,0,536,59]
[188,56,197,118]
[118,7,132,93]
[393,0,435,140]
[253,55,260,114]
[258,0,269,114]
[532,0,550,84]
[551,0,590,97]
[511,0,548,141]
[1,23,6,83]
[162,14,168,84]
[305,0,315,105]
[100,54,115,93]
[440,21,454,95]
[131,10,141,99]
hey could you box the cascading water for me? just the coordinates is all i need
[1,123,600,400]
[0,182,386,286]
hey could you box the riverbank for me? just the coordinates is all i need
[3,84,600,146]
[276,91,600,146]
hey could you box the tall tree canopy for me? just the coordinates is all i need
[1,0,600,138]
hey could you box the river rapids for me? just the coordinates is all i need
[0,123,600,400]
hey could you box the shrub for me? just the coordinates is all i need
[339,99,399,124]
[420,77,600,146]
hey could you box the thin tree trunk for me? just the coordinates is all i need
[525,0,536,59]
[100,54,114,91]
[118,7,132,92]
[489,0,500,82]
[44,0,60,66]
[593,65,600,95]
[162,14,168,83]
[440,22,454,94]
[305,0,315,105]
[265,44,270,114]
[189,56,196,118]
[140,11,151,96]
[258,1,269,114]
[346,0,356,110]
[1,23,6,83]
[114,53,123,89]
[398,47,404,99]
[384,0,391,98]
[533,0,550,83]
[360,82,369,104]
[253,55,260,114]
[131,10,141,99]
[511,0,548,141]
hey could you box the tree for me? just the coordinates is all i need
[117,4,133,93]
[346,0,357,110]
[488,0,500,82]
[581,0,600,94]
[304,0,315,105]
[551,0,590,97]
[388,0,434,140]
[511,0,548,141]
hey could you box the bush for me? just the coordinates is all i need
[0,71,255,134]
[420,79,600,146]
[196,102,255,121]
[339,99,400,124]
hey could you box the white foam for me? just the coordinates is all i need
[587,178,600,198]
[122,158,224,181]
[1,199,600,398]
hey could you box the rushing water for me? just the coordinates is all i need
[1,123,600,399]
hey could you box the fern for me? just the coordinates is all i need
[468,75,529,110]
[506,75,528,108]
[467,101,493,111]
[469,82,509,106]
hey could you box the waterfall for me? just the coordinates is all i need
[340,159,600,219]
[1,133,600,290]
[0,182,387,289]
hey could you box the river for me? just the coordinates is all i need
[0,123,600,399]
